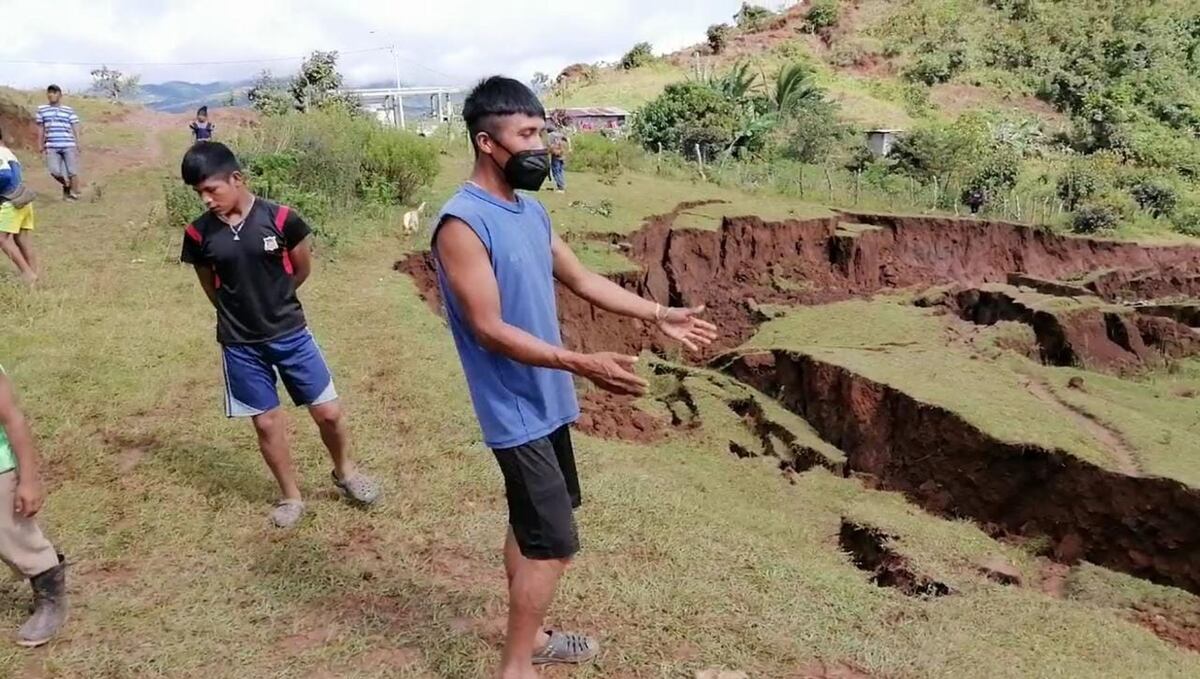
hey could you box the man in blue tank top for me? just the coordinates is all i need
[433,76,718,678]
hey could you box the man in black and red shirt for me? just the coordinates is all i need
[179,142,380,528]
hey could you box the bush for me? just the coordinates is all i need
[570,133,648,180]
[707,24,732,54]
[359,126,439,205]
[1071,202,1121,234]
[1055,159,1107,211]
[904,51,962,85]
[735,3,775,31]
[1172,205,1200,237]
[168,109,441,245]
[632,82,741,157]
[162,179,202,229]
[1129,179,1179,218]
[781,101,845,163]
[804,0,841,34]
[620,42,655,70]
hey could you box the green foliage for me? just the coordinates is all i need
[570,133,651,184]
[773,63,825,114]
[1055,154,1120,211]
[632,82,743,158]
[291,51,360,115]
[161,179,202,229]
[248,70,292,116]
[890,116,990,184]
[1172,204,1200,237]
[735,3,775,32]
[1071,202,1122,234]
[804,0,841,34]
[781,101,845,163]
[904,50,966,85]
[620,42,656,70]
[1129,179,1179,218]
[707,24,732,54]
[359,126,440,205]
[89,66,140,102]
[174,110,440,244]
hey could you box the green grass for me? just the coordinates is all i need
[2,108,1200,678]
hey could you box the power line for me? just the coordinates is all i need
[0,46,391,68]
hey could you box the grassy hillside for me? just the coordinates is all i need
[551,0,1200,238]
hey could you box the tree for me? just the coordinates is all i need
[707,24,732,54]
[248,70,292,116]
[90,66,140,102]
[632,81,742,158]
[530,72,551,94]
[620,42,655,70]
[734,3,774,32]
[290,51,359,114]
[772,63,824,114]
[803,0,841,35]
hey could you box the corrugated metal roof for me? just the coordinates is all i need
[553,107,630,117]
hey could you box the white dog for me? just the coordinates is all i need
[402,202,426,234]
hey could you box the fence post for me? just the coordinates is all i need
[824,168,834,203]
[694,144,706,180]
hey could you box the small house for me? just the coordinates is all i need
[550,107,630,131]
[865,129,904,158]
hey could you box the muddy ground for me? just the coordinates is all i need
[398,205,1200,601]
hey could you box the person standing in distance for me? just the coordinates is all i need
[35,86,82,201]
[432,76,718,678]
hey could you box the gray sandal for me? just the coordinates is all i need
[532,630,599,665]
[332,471,381,505]
[271,499,306,528]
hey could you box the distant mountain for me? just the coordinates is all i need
[137,80,253,113]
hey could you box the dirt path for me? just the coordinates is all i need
[1024,379,1141,476]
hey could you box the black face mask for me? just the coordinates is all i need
[488,137,549,191]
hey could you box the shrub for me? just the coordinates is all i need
[1172,205,1200,237]
[1056,160,1106,211]
[781,101,845,163]
[359,126,439,205]
[1129,179,1179,218]
[904,51,961,85]
[632,82,741,157]
[620,42,655,70]
[1071,202,1121,234]
[707,24,732,54]
[735,3,775,32]
[162,179,202,229]
[804,0,841,34]
[571,133,648,179]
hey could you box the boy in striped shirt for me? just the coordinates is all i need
[35,85,82,201]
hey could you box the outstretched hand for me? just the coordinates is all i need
[657,305,719,352]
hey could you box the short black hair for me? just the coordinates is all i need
[46,84,61,94]
[462,76,545,149]
[181,141,241,186]
[197,106,208,116]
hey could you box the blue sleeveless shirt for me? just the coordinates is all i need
[433,183,579,449]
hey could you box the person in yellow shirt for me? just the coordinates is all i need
[0,126,39,285]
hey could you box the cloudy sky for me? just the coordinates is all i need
[0,0,754,89]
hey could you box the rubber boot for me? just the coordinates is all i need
[17,554,67,648]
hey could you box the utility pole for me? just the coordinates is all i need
[390,44,406,129]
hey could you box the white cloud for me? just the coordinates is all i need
[0,0,748,90]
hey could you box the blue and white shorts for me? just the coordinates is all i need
[221,328,338,417]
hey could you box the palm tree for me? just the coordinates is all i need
[773,63,824,113]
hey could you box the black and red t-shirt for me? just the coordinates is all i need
[180,197,312,345]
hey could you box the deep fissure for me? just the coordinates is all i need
[399,206,1200,594]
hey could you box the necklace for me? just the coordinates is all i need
[221,197,255,241]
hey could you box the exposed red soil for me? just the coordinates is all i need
[399,208,1200,366]
[1086,265,1200,303]
[576,390,664,443]
[0,93,38,151]
[725,350,1200,595]
[791,661,875,679]
[1132,605,1200,653]
[922,285,1200,373]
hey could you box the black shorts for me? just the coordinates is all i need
[492,425,582,560]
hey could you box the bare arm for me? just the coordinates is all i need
[193,265,218,307]
[36,123,45,153]
[72,123,82,149]
[289,237,313,289]
[0,373,44,517]
[435,218,646,395]
[551,233,718,351]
